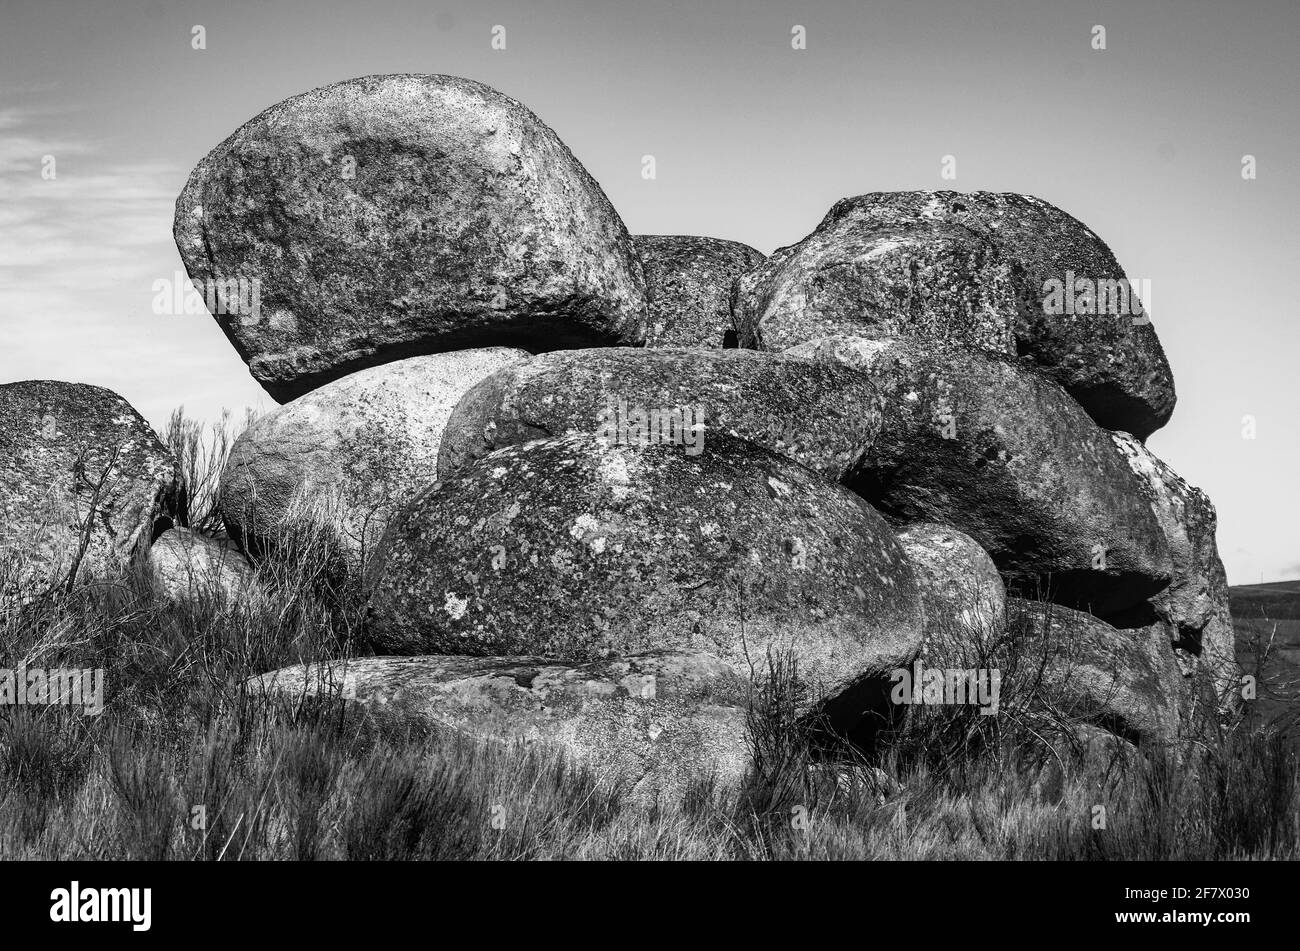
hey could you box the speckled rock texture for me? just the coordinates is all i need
[736,191,1176,439]
[635,235,766,348]
[220,348,527,568]
[1012,599,1184,748]
[0,381,179,600]
[436,347,884,483]
[174,74,647,402]
[787,336,1172,617]
[1110,433,1240,707]
[146,527,255,605]
[365,433,924,698]
[734,215,1018,355]
[897,522,1006,653]
[251,650,750,805]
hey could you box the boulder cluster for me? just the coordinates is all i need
[1,74,1240,799]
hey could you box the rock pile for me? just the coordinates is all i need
[182,75,1243,785]
[2,74,1240,798]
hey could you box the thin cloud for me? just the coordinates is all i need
[0,107,188,398]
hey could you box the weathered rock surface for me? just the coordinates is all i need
[220,349,527,566]
[897,522,1006,651]
[366,433,924,699]
[436,347,883,483]
[251,650,751,804]
[787,336,1172,617]
[1020,722,1143,803]
[1012,599,1184,747]
[0,381,179,597]
[737,191,1176,439]
[635,235,765,348]
[1110,433,1240,705]
[735,215,1018,355]
[146,527,255,605]
[175,74,647,402]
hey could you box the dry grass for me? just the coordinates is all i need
[1,561,1296,860]
[162,407,256,537]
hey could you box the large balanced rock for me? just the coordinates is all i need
[736,191,1176,439]
[252,650,751,805]
[897,523,1006,652]
[366,433,924,702]
[175,74,647,402]
[635,235,766,348]
[1012,599,1184,748]
[788,336,1172,617]
[436,347,883,482]
[146,527,255,605]
[221,349,527,567]
[1110,433,1240,705]
[0,381,179,597]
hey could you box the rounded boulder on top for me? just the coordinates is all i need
[735,190,1176,440]
[174,74,648,402]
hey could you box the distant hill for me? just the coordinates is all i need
[1229,580,1300,621]
[1229,580,1300,731]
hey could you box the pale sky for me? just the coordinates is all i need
[1,0,1297,583]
